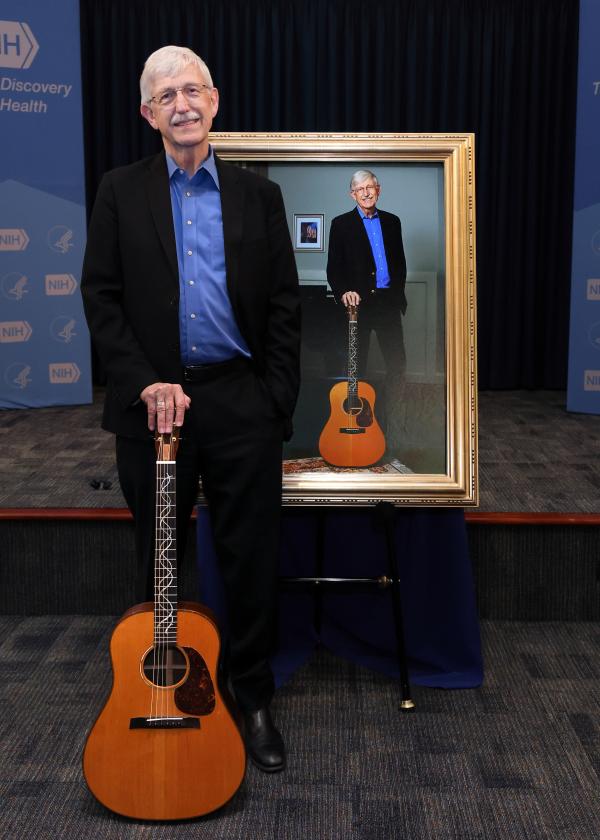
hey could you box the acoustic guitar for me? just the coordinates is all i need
[83,430,245,820]
[318,304,386,467]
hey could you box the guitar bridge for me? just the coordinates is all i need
[339,427,366,434]
[129,716,200,730]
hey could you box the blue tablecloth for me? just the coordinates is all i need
[196,507,483,690]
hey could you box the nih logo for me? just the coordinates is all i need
[584,371,600,392]
[0,21,39,69]
[0,229,29,251]
[49,362,80,384]
[45,274,77,296]
[0,320,32,343]
[587,279,600,301]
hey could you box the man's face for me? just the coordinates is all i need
[140,66,219,157]
[350,178,380,216]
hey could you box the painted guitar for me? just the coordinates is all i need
[83,430,245,820]
[319,304,386,467]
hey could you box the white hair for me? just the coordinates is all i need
[140,45,213,104]
[350,169,380,190]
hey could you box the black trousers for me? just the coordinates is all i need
[116,359,284,711]
[355,293,407,452]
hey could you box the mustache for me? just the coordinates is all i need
[170,110,202,125]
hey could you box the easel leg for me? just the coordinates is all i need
[375,502,415,711]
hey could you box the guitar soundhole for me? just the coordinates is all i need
[141,645,189,688]
[344,396,362,415]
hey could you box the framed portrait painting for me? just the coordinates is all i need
[211,133,478,506]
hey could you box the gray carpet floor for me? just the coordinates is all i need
[1,389,600,512]
[1,617,599,839]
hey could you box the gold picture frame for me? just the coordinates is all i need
[211,132,478,506]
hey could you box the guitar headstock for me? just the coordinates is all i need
[154,429,180,461]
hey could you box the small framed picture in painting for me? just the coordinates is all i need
[293,214,324,251]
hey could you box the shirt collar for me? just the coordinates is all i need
[165,144,220,189]
[356,206,379,220]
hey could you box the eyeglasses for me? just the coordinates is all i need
[352,184,378,196]
[149,84,212,108]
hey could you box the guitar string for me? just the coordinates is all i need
[155,458,165,721]
[151,460,157,721]
[153,457,168,721]
[159,458,171,721]
[154,452,177,721]
[164,460,175,720]
[159,458,165,722]
[347,314,351,429]
[168,459,176,718]
[159,459,166,722]
[348,315,357,430]
[152,458,161,721]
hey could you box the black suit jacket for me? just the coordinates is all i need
[81,152,301,439]
[326,207,407,313]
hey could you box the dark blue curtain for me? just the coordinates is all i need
[197,507,483,688]
[80,0,579,389]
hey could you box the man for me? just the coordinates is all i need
[326,170,407,453]
[81,46,300,773]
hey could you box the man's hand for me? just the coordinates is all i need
[341,291,361,307]
[140,383,191,433]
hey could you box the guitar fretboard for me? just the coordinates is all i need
[154,459,178,645]
[347,311,359,405]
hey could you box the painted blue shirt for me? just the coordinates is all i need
[166,148,250,364]
[357,206,391,288]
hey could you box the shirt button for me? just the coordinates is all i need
[188,280,194,286]
[190,313,196,319]
[192,345,197,352]
[185,191,191,197]
[187,250,192,256]
[187,220,192,225]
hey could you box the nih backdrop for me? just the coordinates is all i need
[568,0,600,414]
[0,0,91,408]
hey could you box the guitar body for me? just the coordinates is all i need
[83,602,245,820]
[319,380,386,467]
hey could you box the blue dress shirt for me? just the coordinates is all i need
[357,206,391,288]
[166,147,251,364]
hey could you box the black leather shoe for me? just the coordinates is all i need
[242,706,285,772]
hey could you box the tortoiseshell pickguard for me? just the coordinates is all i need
[356,399,374,428]
[174,647,216,715]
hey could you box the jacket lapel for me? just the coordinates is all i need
[145,153,179,286]
[352,207,376,268]
[378,210,394,254]
[215,155,243,299]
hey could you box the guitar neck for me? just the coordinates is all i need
[347,307,358,398]
[154,454,178,645]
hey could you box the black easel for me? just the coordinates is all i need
[280,502,415,711]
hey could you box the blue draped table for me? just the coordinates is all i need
[196,507,483,690]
